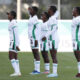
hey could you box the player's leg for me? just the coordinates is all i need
[30,49,40,74]
[41,51,50,74]
[74,51,80,77]
[9,51,17,73]
[14,53,17,60]
[47,40,58,77]
[73,41,80,77]
[30,38,40,60]
[41,41,50,74]
[30,39,40,74]
[9,51,21,76]
[14,52,21,76]
[32,49,40,61]
[9,42,21,76]
[50,49,58,63]
[9,51,15,60]
[9,41,18,75]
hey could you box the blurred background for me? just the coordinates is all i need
[0,0,80,20]
[0,0,80,52]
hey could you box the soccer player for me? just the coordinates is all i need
[7,11,21,76]
[72,7,80,77]
[45,6,59,77]
[40,12,50,74]
[28,6,40,74]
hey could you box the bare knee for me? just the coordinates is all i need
[50,49,58,63]
[32,49,40,61]
[41,51,49,63]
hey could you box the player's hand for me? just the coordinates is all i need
[35,40,38,47]
[42,37,46,41]
[16,46,20,51]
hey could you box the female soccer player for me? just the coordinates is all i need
[28,6,40,74]
[40,12,50,74]
[7,11,21,76]
[72,7,80,77]
[46,6,59,77]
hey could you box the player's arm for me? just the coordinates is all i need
[35,23,41,41]
[13,26,20,51]
[42,26,48,41]
[53,10,59,19]
[45,23,57,37]
[34,23,41,47]
[71,19,78,41]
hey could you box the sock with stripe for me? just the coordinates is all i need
[35,61,40,72]
[11,59,18,73]
[15,59,21,73]
[53,63,58,74]
[34,59,36,65]
[45,63,50,71]
[78,62,80,73]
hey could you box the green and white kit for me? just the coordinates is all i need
[8,20,19,53]
[40,21,49,51]
[72,16,80,51]
[46,15,59,50]
[28,15,40,49]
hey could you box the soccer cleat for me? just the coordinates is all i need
[10,72,21,77]
[76,73,80,78]
[30,70,40,75]
[47,73,58,77]
[42,70,50,74]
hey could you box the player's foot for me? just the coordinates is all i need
[30,70,40,75]
[42,70,50,74]
[76,73,80,78]
[10,72,21,77]
[47,73,58,77]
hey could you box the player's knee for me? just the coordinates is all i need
[32,49,38,53]
[35,57,40,61]
[41,54,49,63]
[45,58,49,63]
[74,51,79,54]
[77,59,80,62]
[52,58,58,63]
[9,55,13,60]
[9,52,14,60]
[33,53,40,60]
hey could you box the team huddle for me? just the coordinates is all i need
[7,5,80,78]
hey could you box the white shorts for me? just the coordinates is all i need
[9,41,18,53]
[40,40,49,51]
[49,34,59,50]
[73,41,80,51]
[30,38,39,49]
[49,40,59,50]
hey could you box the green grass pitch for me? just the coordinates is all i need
[0,52,80,80]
